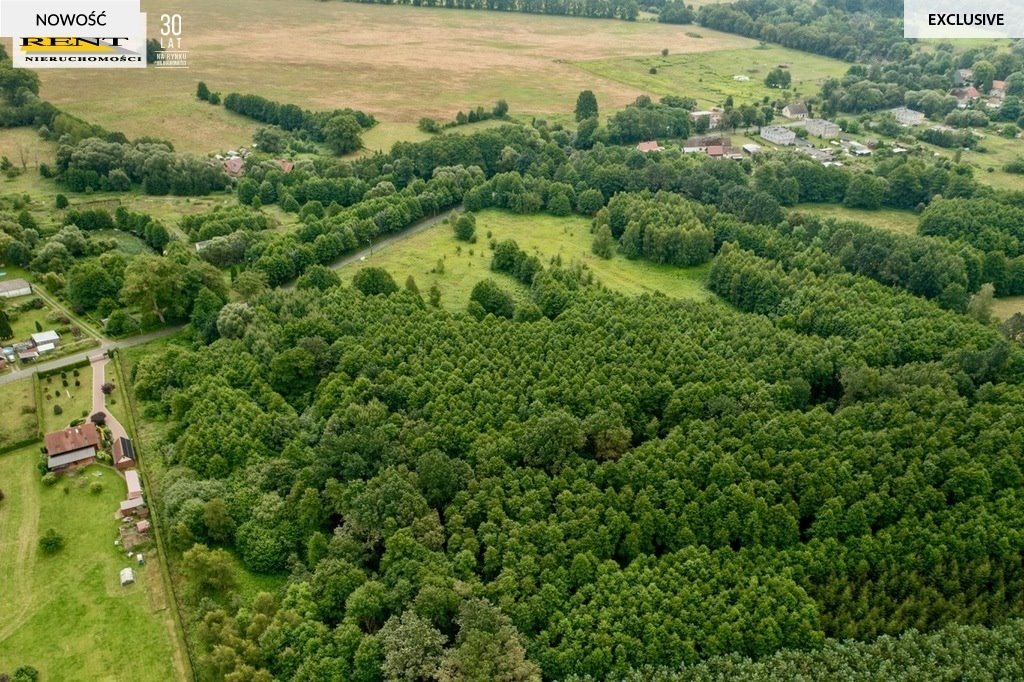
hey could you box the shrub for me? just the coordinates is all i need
[89,481,103,494]
[53,405,63,416]
[38,528,64,554]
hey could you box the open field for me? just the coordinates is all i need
[344,209,713,310]
[790,204,921,235]
[0,449,180,681]
[25,2,757,153]
[39,364,93,432]
[5,300,55,341]
[0,377,38,449]
[992,296,1024,321]
[575,44,850,109]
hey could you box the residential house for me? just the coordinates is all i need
[223,157,245,177]
[44,424,101,472]
[689,109,723,130]
[0,278,32,299]
[125,469,143,500]
[990,80,1007,100]
[953,68,974,86]
[274,159,295,173]
[31,330,60,347]
[706,145,725,158]
[636,140,664,153]
[804,119,841,138]
[782,103,808,119]
[950,86,980,107]
[113,436,136,471]
[760,126,796,145]
[891,107,926,126]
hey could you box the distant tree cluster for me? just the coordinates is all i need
[341,0,640,20]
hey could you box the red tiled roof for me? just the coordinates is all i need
[636,141,662,152]
[45,424,100,457]
[223,158,245,176]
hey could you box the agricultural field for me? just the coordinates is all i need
[31,1,757,153]
[992,296,1024,322]
[0,449,183,681]
[38,365,93,434]
[575,44,850,109]
[0,377,38,449]
[789,204,921,236]
[344,209,713,309]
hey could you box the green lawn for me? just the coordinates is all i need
[574,44,850,109]
[5,302,54,342]
[0,449,182,681]
[344,209,713,310]
[789,204,921,236]
[0,377,38,449]
[39,365,93,432]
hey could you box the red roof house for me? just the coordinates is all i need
[44,424,100,471]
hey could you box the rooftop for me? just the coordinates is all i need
[0,278,31,294]
[45,424,100,457]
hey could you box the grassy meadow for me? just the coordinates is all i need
[0,377,38,449]
[789,204,921,236]
[344,209,713,310]
[575,44,850,109]
[21,1,758,153]
[0,450,183,681]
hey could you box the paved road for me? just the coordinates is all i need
[89,353,129,441]
[0,326,184,387]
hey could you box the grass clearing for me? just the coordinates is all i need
[0,377,38,449]
[790,204,921,235]
[0,449,179,681]
[992,296,1024,322]
[33,2,757,153]
[93,229,157,256]
[38,364,93,432]
[344,209,713,310]
[575,44,850,109]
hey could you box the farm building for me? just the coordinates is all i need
[0,278,32,298]
[137,520,151,534]
[760,126,796,146]
[119,497,148,518]
[31,330,60,347]
[782,103,808,119]
[125,469,143,500]
[44,424,101,472]
[891,107,926,126]
[113,436,136,471]
[742,143,763,155]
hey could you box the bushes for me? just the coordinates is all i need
[38,528,64,554]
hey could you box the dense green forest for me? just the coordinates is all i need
[131,221,1024,678]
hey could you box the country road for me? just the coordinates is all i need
[2,206,458,384]
[0,325,184,387]
[283,205,461,289]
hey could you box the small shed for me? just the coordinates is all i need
[136,519,151,534]
[125,469,142,500]
[120,567,135,586]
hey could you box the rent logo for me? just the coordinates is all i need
[1,1,147,69]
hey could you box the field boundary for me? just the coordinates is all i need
[112,350,196,682]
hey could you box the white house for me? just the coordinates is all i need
[760,126,796,145]
[804,119,841,138]
[0,278,32,299]
[689,110,723,130]
[891,107,926,126]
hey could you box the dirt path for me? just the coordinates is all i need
[0,450,40,642]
